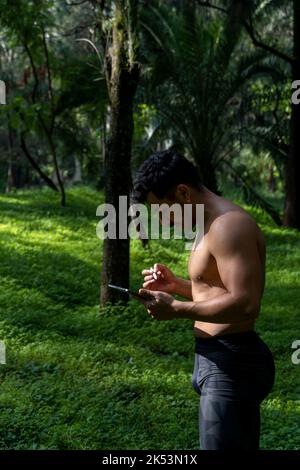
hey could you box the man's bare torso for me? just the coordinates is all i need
[188,198,266,338]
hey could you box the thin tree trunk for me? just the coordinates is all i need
[98,110,107,188]
[71,156,82,184]
[42,26,66,206]
[100,0,139,305]
[20,133,59,192]
[6,157,13,193]
[6,121,14,193]
[6,117,26,191]
[23,35,65,205]
[47,132,66,205]
[284,0,300,229]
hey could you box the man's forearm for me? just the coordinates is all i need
[172,277,193,299]
[173,292,258,323]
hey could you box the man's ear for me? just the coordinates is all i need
[174,184,192,203]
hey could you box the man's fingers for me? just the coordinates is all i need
[145,298,157,309]
[144,273,163,282]
[142,265,165,274]
[143,279,155,288]
[139,288,150,295]
[139,288,155,298]
[138,288,159,319]
[142,269,152,275]
[154,263,165,272]
[154,264,165,278]
[142,266,165,281]
[156,271,164,279]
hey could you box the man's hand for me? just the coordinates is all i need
[137,288,178,321]
[141,263,177,293]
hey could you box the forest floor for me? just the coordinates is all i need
[0,186,299,449]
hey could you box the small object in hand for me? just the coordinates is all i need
[108,284,153,300]
[150,267,158,280]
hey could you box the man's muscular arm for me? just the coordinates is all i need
[172,277,192,299]
[173,213,263,323]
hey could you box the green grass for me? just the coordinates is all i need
[0,185,299,450]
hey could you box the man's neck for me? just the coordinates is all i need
[193,185,219,226]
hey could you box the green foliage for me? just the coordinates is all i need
[140,2,279,182]
[0,0,292,213]
[0,186,299,449]
[0,0,108,192]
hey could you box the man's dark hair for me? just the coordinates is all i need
[132,148,203,203]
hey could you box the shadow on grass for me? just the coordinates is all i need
[0,240,100,308]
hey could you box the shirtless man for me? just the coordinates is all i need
[133,148,275,450]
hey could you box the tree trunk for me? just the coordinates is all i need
[100,0,139,305]
[20,133,59,192]
[71,156,82,184]
[6,119,28,191]
[284,0,300,229]
[98,110,107,189]
[6,122,15,193]
[23,32,65,205]
[50,137,66,206]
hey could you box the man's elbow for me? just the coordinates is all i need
[234,294,260,320]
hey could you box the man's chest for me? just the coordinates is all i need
[187,237,221,286]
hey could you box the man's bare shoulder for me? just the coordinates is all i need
[207,208,262,254]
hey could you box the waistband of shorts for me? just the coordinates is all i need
[194,330,260,352]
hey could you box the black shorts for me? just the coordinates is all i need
[191,330,275,450]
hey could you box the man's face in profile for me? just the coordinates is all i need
[146,185,197,230]
[146,191,177,227]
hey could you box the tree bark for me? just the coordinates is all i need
[41,26,66,206]
[284,0,300,229]
[100,0,139,305]
[20,133,59,192]
[6,121,15,193]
